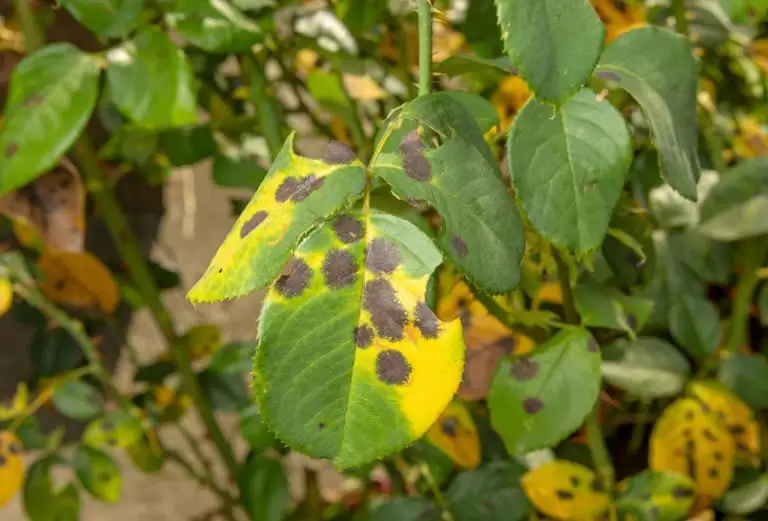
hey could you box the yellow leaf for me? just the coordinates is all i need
[0,276,11,317]
[491,76,532,131]
[432,20,465,63]
[38,249,119,313]
[687,380,761,466]
[591,0,646,44]
[295,48,320,77]
[732,117,768,159]
[533,281,563,308]
[425,400,480,469]
[0,431,23,507]
[650,398,735,504]
[342,74,387,101]
[522,460,611,521]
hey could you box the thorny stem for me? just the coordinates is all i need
[671,0,689,37]
[727,237,768,353]
[417,0,433,97]
[555,249,616,497]
[13,0,241,490]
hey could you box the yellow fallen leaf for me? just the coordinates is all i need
[342,74,387,101]
[38,249,119,314]
[0,276,11,317]
[0,431,23,507]
[425,400,480,469]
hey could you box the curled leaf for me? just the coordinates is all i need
[425,401,480,469]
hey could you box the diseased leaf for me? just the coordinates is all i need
[73,446,121,503]
[494,0,604,104]
[106,28,198,129]
[165,0,263,53]
[446,460,532,521]
[125,430,164,473]
[488,328,601,455]
[188,136,366,302]
[719,352,768,410]
[616,470,697,521]
[38,250,120,314]
[254,210,464,468]
[425,401,480,469]
[649,398,735,505]
[0,431,24,507]
[0,44,99,194]
[521,460,611,521]
[508,89,632,251]
[83,409,144,449]
[372,92,525,293]
[596,27,700,200]
[60,0,144,38]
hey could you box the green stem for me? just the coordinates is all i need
[727,237,768,353]
[553,249,578,325]
[417,0,432,97]
[242,53,285,160]
[12,0,43,52]
[671,0,689,37]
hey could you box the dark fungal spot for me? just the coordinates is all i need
[682,428,692,438]
[509,357,539,381]
[323,249,358,289]
[671,486,695,498]
[415,302,439,338]
[240,210,268,238]
[596,70,621,82]
[702,428,717,442]
[399,131,432,181]
[375,349,412,385]
[569,476,580,488]
[275,257,312,298]
[451,234,468,257]
[587,337,599,353]
[106,437,117,447]
[709,467,719,478]
[355,325,374,348]
[498,337,516,355]
[332,215,363,244]
[363,278,407,341]
[684,439,696,478]
[555,490,574,500]
[366,238,401,274]
[275,175,325,202]
[729,425,746,435]
[441,417,458,437]
[626,313,638,330]
[323,141,356,164]
[522,397,544,414]
[684,410,695,420]
[24,92,44,106]
[318,422,326,430]
[0,454,5,467]
[591,477,604,492]
[5,143,18,158]
[736,441,750,452]
[102,420,115,432]
[713,450,724,461]
[98,471,112,483]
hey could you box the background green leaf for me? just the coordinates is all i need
[60,0,144,38]
[165,0,263,53]
[74,446,121,503]
[719,352,768,410]
[239,453,289,521]
[668,294,720,358]
[51,381,104,421]
[23,456,81,521]
[446,461,532,521]
[370,497,441,521]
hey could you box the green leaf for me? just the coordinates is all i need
[494,0,604,104]
[239,404,277,451]
[83,409,144,448]
[30,327,83,378]
[158,124,216,165]
[125,431,165,473]
[574,284,654,335]
[446,461,532,521]
[188,135,366,302]
[209,341,255,374]
[616,470,697,521]
[434,55,514,79]
[698,157,768,241]
[106,28,198,129]
[306,71,357,129]
[198,370,249,411]
[719,474,768,515]
[0,44,100,194]
[165,0,263,53]
[134,361,176,383]
[508,89,632,251]
[441,91,500,134]
[371,497,441,521]
[457,0,503,58]
[596,27,700,200]
[60,0,144,38]
[254,210,464,468]
[668,295,720,358]
[673,230,731,285]
[335,0,386,33]
[372,92,525,293]
[239,453,289,521]
[719,352,768,410]
[51,381,104,421]
[24,456,81,521]
[488,327,601,455]
[212,152,267,189]
[602,337,691,399]
[648,171,719,229]
[74,446,121,503]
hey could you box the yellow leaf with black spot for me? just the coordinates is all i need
[188,133,366,303]
[38,249,119,313]
[616,470,696,521]
[0,431,24,507]
[0,276,11,316]
[521,459,610,521]
[687,380,761,466]
[254,210,464,468]
[425,400,480,469]
[649,398,735,504]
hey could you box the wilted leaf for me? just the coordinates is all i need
[73,446,121,503]
[596,27,700,200]
[38,250,120,314]
[254,210,464,468]
[60,0,143,38]
[521,460,611,521]
[495,0,604,104]
[0,160,85,252]
[372,92,525,293]
[446,460,532,521]
[425,401,480,469]
[508,89,632,251]
[51,380,104,421]
[488,328,601,455]
[0,431,24,507]
[188,135,366,302]
[719,352,768,410]
[0,44,100,194]
[649,398,735,504]
[0,276,11,316]
[615,470,697,521]
[165,0,263,53]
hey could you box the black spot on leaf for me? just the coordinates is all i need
[497,337,516,355]
[729,425,746,435]
[709,467,719,478]
[323,141,356,164]
[441,417,458,437]
[587,338,599,353]
[451,234,468,257]
[366,238,401,274]
[275,175,325,202]
[509,358,539,381]
[376,349,412,385]
[355,325,374,348]
[415,302,439,338]
[363,279,407,340]
[275,257,312,298]
[399,131,432,181]
[323,249,358,289]
[332,215,363,244]
[0,454,5,467]
[555,490,574,500]
[240,210,268,238]
[522,397,544,414]
[569,476,580,487]
[702,428,717,442]
[713,450,724,461]
[98,471,112,483]
[671,486,695,498]
[5,143,18,158]
[318,422,326,430]
[591,477,604,492]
